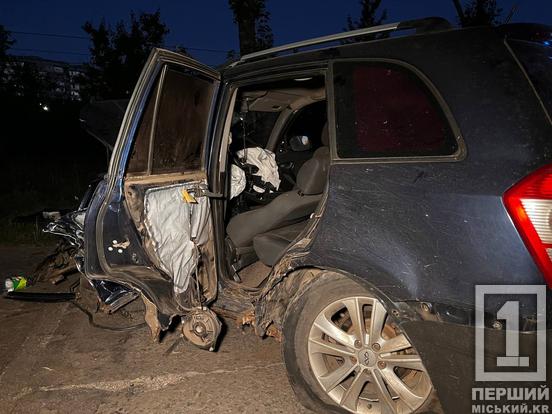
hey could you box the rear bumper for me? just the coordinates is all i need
[402,321,552,413]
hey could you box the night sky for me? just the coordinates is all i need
[1,0,551,66]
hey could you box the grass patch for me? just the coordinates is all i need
[0,220,57,246]
[2,158,105,246]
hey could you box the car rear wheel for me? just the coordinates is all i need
[283,275,435,414]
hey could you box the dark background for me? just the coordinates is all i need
[3,1,551,66]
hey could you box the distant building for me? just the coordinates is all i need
[4,56,85,101]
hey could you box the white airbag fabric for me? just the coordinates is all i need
[144,182,211,294]
[230,164,246,199]
[236,147,280,192]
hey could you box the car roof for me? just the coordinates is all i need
[222,17,454,78]
[222,19,551,81]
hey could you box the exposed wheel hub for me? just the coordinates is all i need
[181,307,221,352]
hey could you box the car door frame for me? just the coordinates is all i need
[209,65,329,291]
[84,48,221,314]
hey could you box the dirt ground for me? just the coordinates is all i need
[0,245,309,414]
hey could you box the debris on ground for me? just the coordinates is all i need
[3,276,28,292]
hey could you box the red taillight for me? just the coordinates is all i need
[504,164,552,288]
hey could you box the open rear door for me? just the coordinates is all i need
[84,49,220,320]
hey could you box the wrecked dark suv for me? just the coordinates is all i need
[44,18,552,414]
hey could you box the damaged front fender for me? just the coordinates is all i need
[32,210,86,284]
[44,210,86,249]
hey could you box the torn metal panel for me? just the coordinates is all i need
[142,294,162,341]
[33,177,104,285]
[44,210,86,249]
[93,280,139,313]
[143,182,211,294]
[254,266,320,338]
[32,242,78,284]
[34,210,87,284]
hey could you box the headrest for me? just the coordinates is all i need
[320,122,329,146]
[296,154,329,195]
[314,146,330,159]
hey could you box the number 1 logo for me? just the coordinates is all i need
[475,285,546,382]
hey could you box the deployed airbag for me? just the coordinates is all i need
[230,164,246,199]
[143,182,211,294]
[236,147,280,192]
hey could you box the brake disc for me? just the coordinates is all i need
[181,307,222,352]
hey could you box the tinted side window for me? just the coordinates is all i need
[333,62,457,159]
[152,68,216,174]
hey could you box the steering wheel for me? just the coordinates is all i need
[232,153,278,203]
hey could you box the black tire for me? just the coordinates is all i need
[282,273,439,414]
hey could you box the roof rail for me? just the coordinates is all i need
[238,17,451,64]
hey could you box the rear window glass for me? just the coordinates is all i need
[126,65,216,176]
[152,68,216,174]
[333,62,458,159]
[508,39,552,116]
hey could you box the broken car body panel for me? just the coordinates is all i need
[83,49,220,326]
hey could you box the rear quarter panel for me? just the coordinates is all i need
[306,27,552,308]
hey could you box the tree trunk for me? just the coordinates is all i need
[452,0,466,26]
[237,13,257,56]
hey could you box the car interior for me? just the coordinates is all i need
[222,75,329,288]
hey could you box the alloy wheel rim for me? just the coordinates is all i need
[307,296,432,414]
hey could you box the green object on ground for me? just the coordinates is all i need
[4,276,27,292]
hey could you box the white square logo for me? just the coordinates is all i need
[475,285,546,382]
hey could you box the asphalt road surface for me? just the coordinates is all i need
[0,245,309,414]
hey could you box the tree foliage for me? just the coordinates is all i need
[0,25,14,91]
[347,0,387,31]
[453,0,503,27]
[82,10,169,99]
[228,0,273,56]
[344,0,388,42]
[0,25,14,61]
[10,62,51,104]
